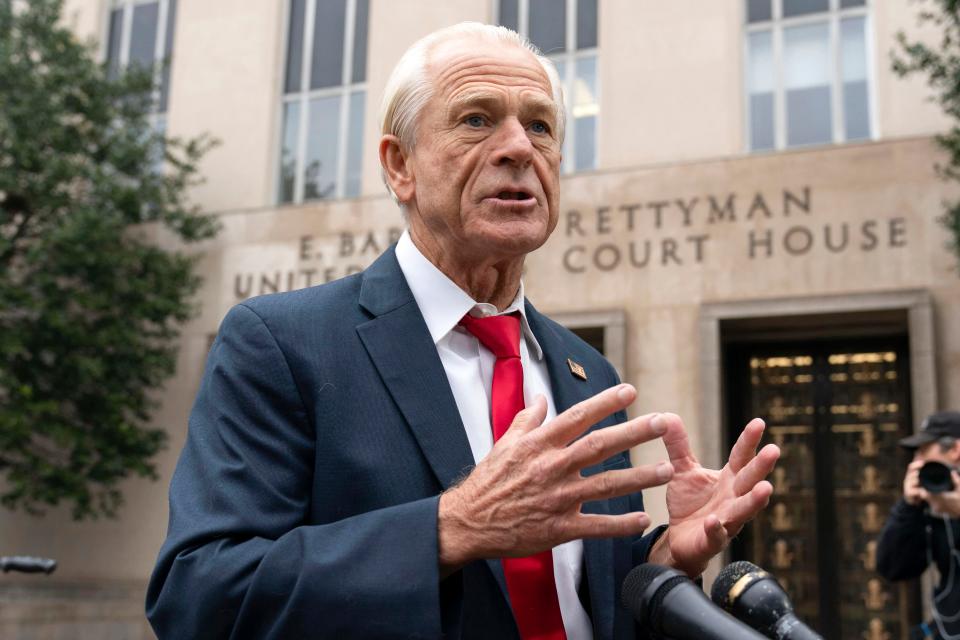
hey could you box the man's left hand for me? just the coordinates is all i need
[647,413,780,577]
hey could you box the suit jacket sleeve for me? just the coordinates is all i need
[146,303,443,639]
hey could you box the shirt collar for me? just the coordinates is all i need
[395,230,544,361]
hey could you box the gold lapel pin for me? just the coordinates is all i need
[567,358,587,381]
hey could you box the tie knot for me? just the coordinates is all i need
[460,313,522,359]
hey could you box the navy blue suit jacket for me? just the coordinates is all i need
[146,246,660,639]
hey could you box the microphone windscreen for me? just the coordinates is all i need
[620,564,686,627]
[620,563,661,610]
[710,560,761,606]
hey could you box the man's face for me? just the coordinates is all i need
[914,439,960,465]
[401,37,562,263]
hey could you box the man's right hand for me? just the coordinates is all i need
[903,459,928,506]
[437,383,672,574]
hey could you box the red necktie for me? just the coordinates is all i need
[460,313,567,640]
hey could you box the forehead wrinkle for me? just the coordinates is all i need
[447,81,553,106]
[429,45,552,94]
[443,74,555,111]
[437,63,550,96]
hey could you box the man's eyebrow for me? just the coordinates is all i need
[446,91,502,116]
[520,95,558,121]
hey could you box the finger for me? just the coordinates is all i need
[500,395,548,443]
[907,459,925,471]
[729,418,767,473]
[659,413,700,473]
[535,384,636,447]
[907,470,922,490]
[566,512,651,540]
[721,481,774,530]
[733,443,780,497]
[561,413,666,471]
[703,514,729,555]
[569,463,674,503]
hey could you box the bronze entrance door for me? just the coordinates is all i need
[725,337,921,640]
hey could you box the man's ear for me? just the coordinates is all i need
[379,135,415,203]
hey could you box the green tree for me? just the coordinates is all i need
[894,0,960,273]
[0,0,217,519]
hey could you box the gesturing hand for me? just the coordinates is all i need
[648,414,780,578]
[438,384,673,574]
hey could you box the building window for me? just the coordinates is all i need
[105,0,177,122]
[497,0,599,174]
[278,0,369,204]
[745,0,871,152]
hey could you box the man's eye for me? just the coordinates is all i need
[530,121,550,134]
[465,115,486,127]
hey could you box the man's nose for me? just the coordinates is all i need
[490,118,534,167]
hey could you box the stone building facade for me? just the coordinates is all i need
[2,1,958,638]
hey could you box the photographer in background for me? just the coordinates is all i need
[877,412,960,640]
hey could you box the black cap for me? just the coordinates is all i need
[899,411,960,449]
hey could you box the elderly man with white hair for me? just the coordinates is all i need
[147,23,779,640]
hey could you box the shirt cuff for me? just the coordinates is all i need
[638,524,670,564]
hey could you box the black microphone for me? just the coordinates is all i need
[620,563,767,639]
[710,560,822,640]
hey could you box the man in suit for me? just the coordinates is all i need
[146,22,779,639]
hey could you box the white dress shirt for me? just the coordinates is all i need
[395,231,593,640]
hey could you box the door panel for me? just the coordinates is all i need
[726,338,920,640]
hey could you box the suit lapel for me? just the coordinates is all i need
[527,303,617,640]
[358,248,513,606]
[356,248,475,490]
[525,303,595,421]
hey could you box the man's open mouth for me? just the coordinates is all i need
[496,191,533,200]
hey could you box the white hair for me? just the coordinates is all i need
[378,22,566,205]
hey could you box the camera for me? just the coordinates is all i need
[919,461,956,494]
